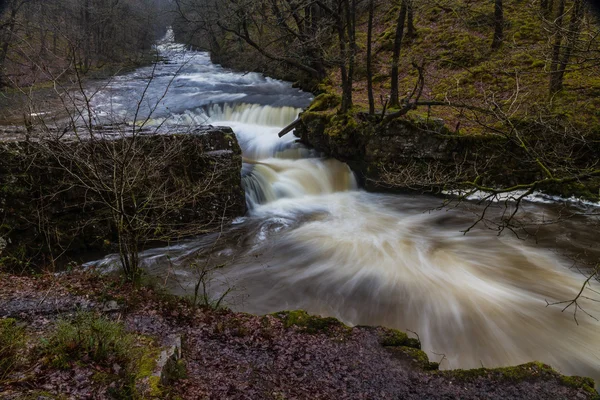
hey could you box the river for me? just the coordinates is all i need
[89,30,600,383]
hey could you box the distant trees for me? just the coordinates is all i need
[0,0,168,88]
[171,0,600,113]
[174,0,335,82]
[174,0,359,110]
[0,0,31,86]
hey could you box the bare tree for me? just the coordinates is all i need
[11,55,242,280]
[549,0,585,93]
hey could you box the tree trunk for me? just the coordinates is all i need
[0,6,19,87]
[406,0,416,39]
[555,0,584,88]
[367,0,375,115]
[541,0,554,17]
[345,0,357,111]
[390,0,407,108]
[336,0,354,113]
[549,0,566,93]
[491,0,503,49]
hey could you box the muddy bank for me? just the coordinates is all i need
[0,126,246,271]
[0,270,597,399]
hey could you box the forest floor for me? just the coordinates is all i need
[325,1,600,136]
[0,269,597,399]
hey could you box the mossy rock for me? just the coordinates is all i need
[442,362,598,397]
[439,32,488,68]
[378,327,420,349]
[397,346,440,371]
[134,343,163,398]
[308,93,341,112]
[324,113,359,138]
[271,310,349,335]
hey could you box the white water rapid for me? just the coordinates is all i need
[90,30,600,383]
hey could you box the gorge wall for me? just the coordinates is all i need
[0,127,246,270]
[296,109,600,199]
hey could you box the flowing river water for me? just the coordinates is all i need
[89,31,600,382]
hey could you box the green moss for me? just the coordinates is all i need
[271,310,349,335]
[379,328,409,347]
[530,60,546,69]
[398,347,439,371]
[136,346,160,379]
[300,110,333,125]
[439,32,488,68]
[442,361,598,396]
[132,339,163,398]
[308,93,341,112]
[324,114,359,137]
[147,375,162,397]
[559,375,598,397]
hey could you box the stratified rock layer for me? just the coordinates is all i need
[0,126,246,269]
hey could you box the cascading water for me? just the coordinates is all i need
[89,30,600,384]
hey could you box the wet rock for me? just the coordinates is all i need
[0,126,246,270]
[102,300,120,312]
[295,113,542,192]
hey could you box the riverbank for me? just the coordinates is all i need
[0,52,165,126]
[2,25,599,400]
[0,125,246,272]
[295,102,600,201]
[1,269,597,399]
[173,0,600,201]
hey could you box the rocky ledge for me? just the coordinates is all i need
[295,101,600,200]
[0,270,597,399]
[0,126,246,270]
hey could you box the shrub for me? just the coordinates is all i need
[0,318,26,378]
[42,312,134,368]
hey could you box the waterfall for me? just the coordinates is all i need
[243,159,358,209]
[87,29,600,385]
[205,103,302,127]
[197,102,358,208]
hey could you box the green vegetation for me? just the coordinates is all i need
[379,327,420,349]
[272,310,350,335]
[394,346,440,371]
[0,318,26,379]
[441,362,598,398]
[308,93,342,112]
[363,0,600,134]
[41,312,167,398]
[42,312,135,369]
